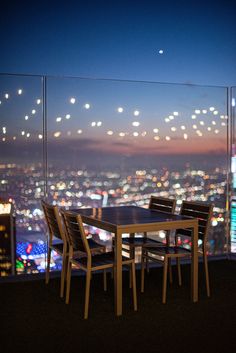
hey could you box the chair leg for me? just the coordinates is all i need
[177,258,182,286]
[203,254,210,297]
[45,247,51,284]
[60,253,67,298]
[131,262,137,311]
[129,268,132,288]
[168,258,173,284]
[103,269,107,291]
[84,270,91,319]
[146,252,150,273]
[65,260,72,304]
[129,246,135,288]
[162,256,168,304]
[141,251,145,293]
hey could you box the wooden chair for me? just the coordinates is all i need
[122,196,176,251]
[61,210,137,319]
[141,200,213,303]
[41,200,105,298]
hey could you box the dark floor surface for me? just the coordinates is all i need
[0,260,236,353]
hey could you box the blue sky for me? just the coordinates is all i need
[0,0,236,86]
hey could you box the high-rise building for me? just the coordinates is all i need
[0,200,16,276]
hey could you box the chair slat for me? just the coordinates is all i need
[151,204,174,212]
[181,209,209,220]
[181,201,211,213]
[150,196,176,211]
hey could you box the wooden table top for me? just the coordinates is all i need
[71,205,197,233]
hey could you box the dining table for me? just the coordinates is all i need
[72,205,199,316]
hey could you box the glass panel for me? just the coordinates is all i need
[0,74,45,276]
[230,87,236,253]
[0,74,229,280]
[46,77,228,258]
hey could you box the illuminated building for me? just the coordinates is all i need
[0,200,16,276]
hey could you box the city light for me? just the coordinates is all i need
[132,121,140,127]
[0,80,229,276]
[54,131,61,137]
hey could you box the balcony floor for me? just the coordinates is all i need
[1,259,235,353]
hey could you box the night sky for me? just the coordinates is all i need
[0,0,236,86]
[0,0,234,161]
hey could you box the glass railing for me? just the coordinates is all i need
[0,73,231,279]
[0,74,46,276]
[230,87,236,253]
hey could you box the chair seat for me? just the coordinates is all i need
[122,236,164,247]
[73,251,132,268]
[145,246,192,257]
[51,238,105,255]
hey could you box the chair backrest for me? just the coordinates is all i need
[60,210,90,257]
[178,200,213,243]
[41,200,66,243]
[149,196,176,214]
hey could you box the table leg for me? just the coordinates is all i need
[191,221,199,302]
[114,229,123,316]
